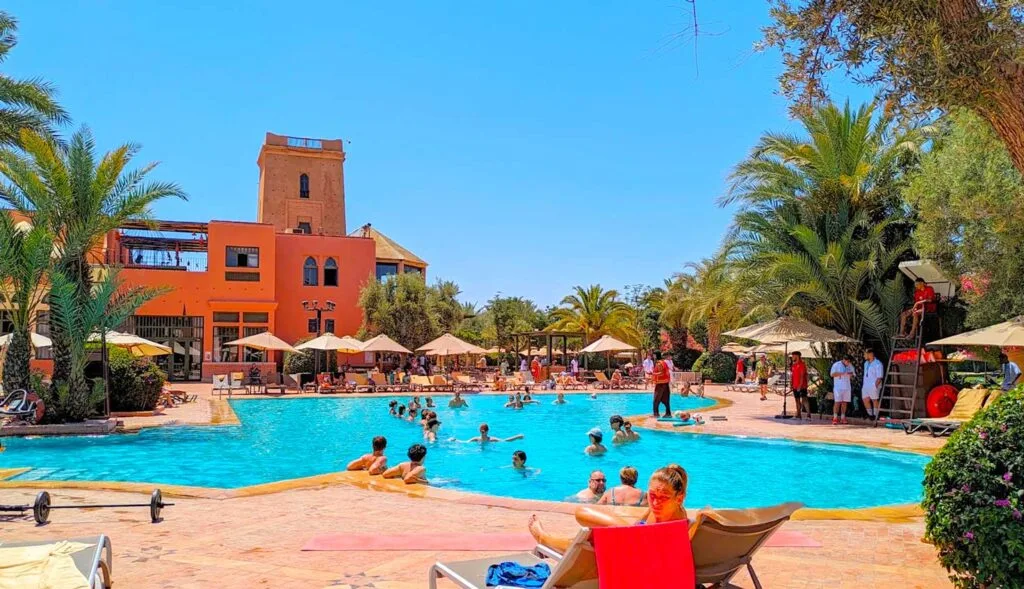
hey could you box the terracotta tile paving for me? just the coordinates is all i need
[1,383,954,587]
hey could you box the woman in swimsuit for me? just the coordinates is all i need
[528,464,688,553]
[597,466,646,506]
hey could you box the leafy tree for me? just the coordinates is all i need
[429,279,464,334]
[358,274,471,350]
[484,294,546,351]
[762,0,1024,174]
[548,284,631,342]
[0,12,68,146]
[623,283,663,351]
[0,214,51,392]
[0,127,185,410]
[906,109,1024,328]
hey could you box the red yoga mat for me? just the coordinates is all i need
[301,532,536,552]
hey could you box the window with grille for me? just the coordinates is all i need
[324,319,335,333]
[324,258,338,286]
[214,326,239,362]
[299,173,310,198]
[303,257,318,286]
[226,246,259,268]
[307,318,318,333]
[243,312,268,324]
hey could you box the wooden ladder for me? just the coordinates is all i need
[877,323,926,424]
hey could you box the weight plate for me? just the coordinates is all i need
[33,491,50,525]
[150,489,162,522]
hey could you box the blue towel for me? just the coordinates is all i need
[485,561,551,587]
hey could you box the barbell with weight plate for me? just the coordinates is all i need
[0,488,172,525]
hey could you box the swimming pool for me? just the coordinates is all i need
[0,394,929,508]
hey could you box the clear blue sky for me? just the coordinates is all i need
[7,2,868,307]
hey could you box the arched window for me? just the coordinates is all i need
[303,257,318,286]
[323,257,338,286]
[299,173,310,198]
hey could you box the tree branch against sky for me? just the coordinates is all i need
[760,0,1024,174]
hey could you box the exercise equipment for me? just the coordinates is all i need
[0,488,172,525]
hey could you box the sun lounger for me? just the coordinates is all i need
[431,375,454,392]
[593,372,614,390]
[0,535,112,589]
[428,528,597,589]
[410,375,434,392]
[691,502,802,589]
[212,374,231,397]
[0,389,37,424]
[228,372,247,394]
[371,372,406,393]
[903,387,990,437]
[316,373,343,394]
[344,373,374,393]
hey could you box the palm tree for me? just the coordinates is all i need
[48,269,161,421]
[0,214,51,392]
[548,285,630,342]
[661,254,752,353]
[0,12,68,146]
[723,101,921,352]
[0,127,185,416]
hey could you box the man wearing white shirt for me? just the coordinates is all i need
[862,349,884,421]
[570,357,579,378]
[830,356,855,425]
[642,354,655,385]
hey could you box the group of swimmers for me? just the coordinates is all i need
[388,397,443,442]
[346,436,429,484]
[583,414,640,456]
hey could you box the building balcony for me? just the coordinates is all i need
[109,221,209,272]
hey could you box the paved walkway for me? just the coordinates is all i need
[0,383,952,588]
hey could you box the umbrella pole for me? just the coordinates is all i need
[775,341,793,420]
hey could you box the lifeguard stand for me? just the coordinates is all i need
[877,260,955,422]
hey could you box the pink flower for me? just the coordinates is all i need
[995,499,1011,508]
[978,430,988,440]
[1014,510,1022,521]
[1001,424,1009,432]
[1005,472,1014,482]
[963,531,974,540]
[961,483,971,493]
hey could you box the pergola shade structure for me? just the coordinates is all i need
[508,331,587,366]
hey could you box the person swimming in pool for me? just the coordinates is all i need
[346,435,388,475]
[451,423,525,443]
[396,404,406,417]
[388,400,398,416]
[409,396,422,412]
[553,392,567,405]
[503,394,516,408]
[406,408,419,423]
[522,393,539,405]
[623,421,640,441]
[448,392,469,408]
[425,396,436,408]
[424,418,441,443]
[584,428,606,455]
[597,466,646,506]
[529,465,689,552]
[571,470,607,503]
[609,415,630,444]
[382,444,428,484]
[588,392,598,400]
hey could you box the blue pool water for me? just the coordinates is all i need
[0,394,930,508]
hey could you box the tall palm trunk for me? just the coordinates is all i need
[2,328,30,392]
[49,253,92,412]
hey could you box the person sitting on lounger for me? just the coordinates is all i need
[383,444,428,484]
[448,392,469,408]
[610,369,623,388]
[530,464,688,552]
[597,466,647,506]
[571,470,607,503]
[424,418,441,443]
[584,428,606,455]
[553,392,567,405]
[346,436,388,475]
[494,374,507,391]
[451,423,525,444]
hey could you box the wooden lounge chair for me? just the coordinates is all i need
[370,372,406,393]
[346,373,375,393]
[316,373,343,394]
[593,372,614,390]
[0,535,112,589]
[428,528,597,589]
[431,375,454,392]
[454,374,482,392]
[691,502,802,589]
[411,375,436,392]
[903,387,991,437]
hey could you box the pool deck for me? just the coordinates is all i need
[0,383,953,587]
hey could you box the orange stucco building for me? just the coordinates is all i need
[86,133,426,381]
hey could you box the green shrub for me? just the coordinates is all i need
[283,336,338,375]
[923,385,1024,588]
[691,351,736,382]
[108,347,166,412]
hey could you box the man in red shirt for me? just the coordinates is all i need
[734,356,745,384]
[899,278,937,338]
[652,351,672,417]
[790,351,810,420]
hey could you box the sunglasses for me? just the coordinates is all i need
[591,477,606,482]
